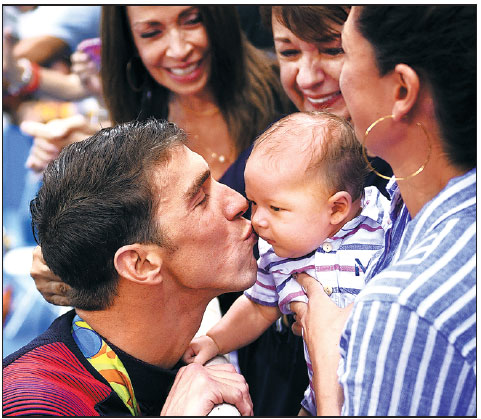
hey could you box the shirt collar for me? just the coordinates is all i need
[328,186,387,243]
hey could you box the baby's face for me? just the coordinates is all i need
[245,153,335,259]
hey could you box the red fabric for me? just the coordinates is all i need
[3,342,112,416]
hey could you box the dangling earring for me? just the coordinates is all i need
[362,114,432,181]
[126,57,145,92]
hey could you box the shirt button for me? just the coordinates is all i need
[324,285,333,296]
[322,242,333,252]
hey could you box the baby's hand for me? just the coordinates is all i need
[182,335,220,365]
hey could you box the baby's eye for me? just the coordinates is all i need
[270,205,281,212]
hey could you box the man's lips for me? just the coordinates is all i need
[243,224,258,242]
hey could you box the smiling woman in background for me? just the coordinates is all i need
[23,5,291,183]
[102,6,290,182]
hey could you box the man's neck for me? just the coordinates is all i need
[75,287,210,369]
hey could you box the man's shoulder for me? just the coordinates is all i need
[3,310,113,416]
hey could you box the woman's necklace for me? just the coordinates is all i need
[168,98,237,177]
[191,133,232,164]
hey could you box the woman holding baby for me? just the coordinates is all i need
[295,5,476,416]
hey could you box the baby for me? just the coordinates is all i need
[183,111,389,415]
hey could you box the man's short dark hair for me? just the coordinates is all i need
[30,118,186,310]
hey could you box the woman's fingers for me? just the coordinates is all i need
[30,246,72,306]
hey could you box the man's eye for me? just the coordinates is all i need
[197,193,209,207]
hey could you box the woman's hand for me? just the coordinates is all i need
[291,273,353,416]
[30,246,72,306]
[292,274,353,343]
[161,363,252,416]
[21,115,98,173]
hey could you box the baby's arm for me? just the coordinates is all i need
[184,295,281,364]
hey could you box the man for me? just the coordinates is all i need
[3,119,257,416]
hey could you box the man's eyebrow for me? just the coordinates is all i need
[185,169,211,201]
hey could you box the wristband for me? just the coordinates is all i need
[8,58,40,96]
[20,59,40,94]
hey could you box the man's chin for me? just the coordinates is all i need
[235,263,258,292]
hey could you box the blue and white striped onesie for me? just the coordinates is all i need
[244,186,390,415]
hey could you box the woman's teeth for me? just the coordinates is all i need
[307,92,340,104]
[170,62,199,76]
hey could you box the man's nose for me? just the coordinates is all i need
[222,184,249,220]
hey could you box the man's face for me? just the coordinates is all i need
[154,145,257,294]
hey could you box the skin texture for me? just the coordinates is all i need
[338,9,395,145]
[20,6,223,177]
[293,6,471,416]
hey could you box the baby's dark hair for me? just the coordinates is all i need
[252,111,369,200]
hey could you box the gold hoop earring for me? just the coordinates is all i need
[126,57,145,92]
[362,114,432,181]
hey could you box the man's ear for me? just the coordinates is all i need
[391,63,420,121]
[114,244,163,285]
[328,191,352,225]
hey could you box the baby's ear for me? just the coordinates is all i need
[328,191,352,225]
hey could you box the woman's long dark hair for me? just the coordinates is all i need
[357,6,476,170]
[101,6,291,154]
